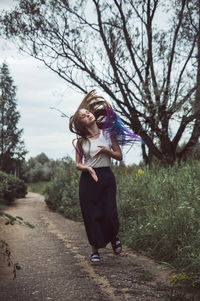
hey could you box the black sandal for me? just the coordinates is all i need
[90,252,101,264]
[111,238,122,255]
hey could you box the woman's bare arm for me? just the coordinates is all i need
[75,140,88,171]
[75,140,98,182]
[110,136,123,161]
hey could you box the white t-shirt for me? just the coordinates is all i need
[81,130,112,168]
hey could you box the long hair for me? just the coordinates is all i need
[69,90,108,161]
[69,90,143,159]
[69,89,107,138]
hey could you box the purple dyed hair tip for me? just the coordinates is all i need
[102,104,143,146]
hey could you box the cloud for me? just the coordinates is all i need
[0,0,16,10]
[24,133,76,160]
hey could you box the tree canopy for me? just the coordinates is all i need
[1,0,200,164]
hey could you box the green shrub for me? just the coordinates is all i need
[45,165,82,221]
[0,171,27,204]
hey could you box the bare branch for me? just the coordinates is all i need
[163,0,187,105]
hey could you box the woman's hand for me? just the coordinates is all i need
[87,167,98,182]
[93,137,123,161]
[93,145,110,157]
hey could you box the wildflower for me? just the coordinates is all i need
[172,273,187,283]
[172,274,178,283]
[138,168,144,175]
[136,168,144,179]
[178,273,186,279]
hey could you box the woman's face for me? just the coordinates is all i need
[78,109,95,127]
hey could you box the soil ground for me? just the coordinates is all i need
[0,192,197,301]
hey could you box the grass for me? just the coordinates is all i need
[129,259,141,267]
[27,181,49,196]
[138,269,154,282]
[165,290,195,301]
[113,162,200,287]
[0,203,8,210]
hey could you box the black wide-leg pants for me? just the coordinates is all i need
[79,167,119,249]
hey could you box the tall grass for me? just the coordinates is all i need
[44,161,200,287]
[115,162,200,286]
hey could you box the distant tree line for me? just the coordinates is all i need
[21,153,74,183]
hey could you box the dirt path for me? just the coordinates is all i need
[0,192,173,301]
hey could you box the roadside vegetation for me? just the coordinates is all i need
[43,157,200,289]
[0,171,27,205]
[0,170,29,279]
[115,162,200,288]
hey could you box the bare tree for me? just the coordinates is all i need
[0,0,199,164]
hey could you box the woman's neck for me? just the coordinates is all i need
[86,123,100,137]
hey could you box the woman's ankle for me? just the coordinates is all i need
[91,246,98,254]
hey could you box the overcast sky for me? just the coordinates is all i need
[0,0,143,165]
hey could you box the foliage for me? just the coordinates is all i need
[0,63,27,175]
[1,0,200,164]
[27,181,49,196]
[165,289,194,301]
[0,210,35,228]
[0,170,27,205]
[0,202,8,210]
[22,153,69,183]
[44,157,82,221]
[44,159,200,287]
[0,170,29,279]
[114,162,200,287]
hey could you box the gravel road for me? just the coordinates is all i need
[0,192,172,301]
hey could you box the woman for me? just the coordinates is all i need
[69,90,124,264]
[69,90,142,264]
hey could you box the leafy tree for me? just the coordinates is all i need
[23,155,50,182]
[1,0,200,164]
[22,153,72,183]
[35,152,49,164]
[0,63,27,174]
